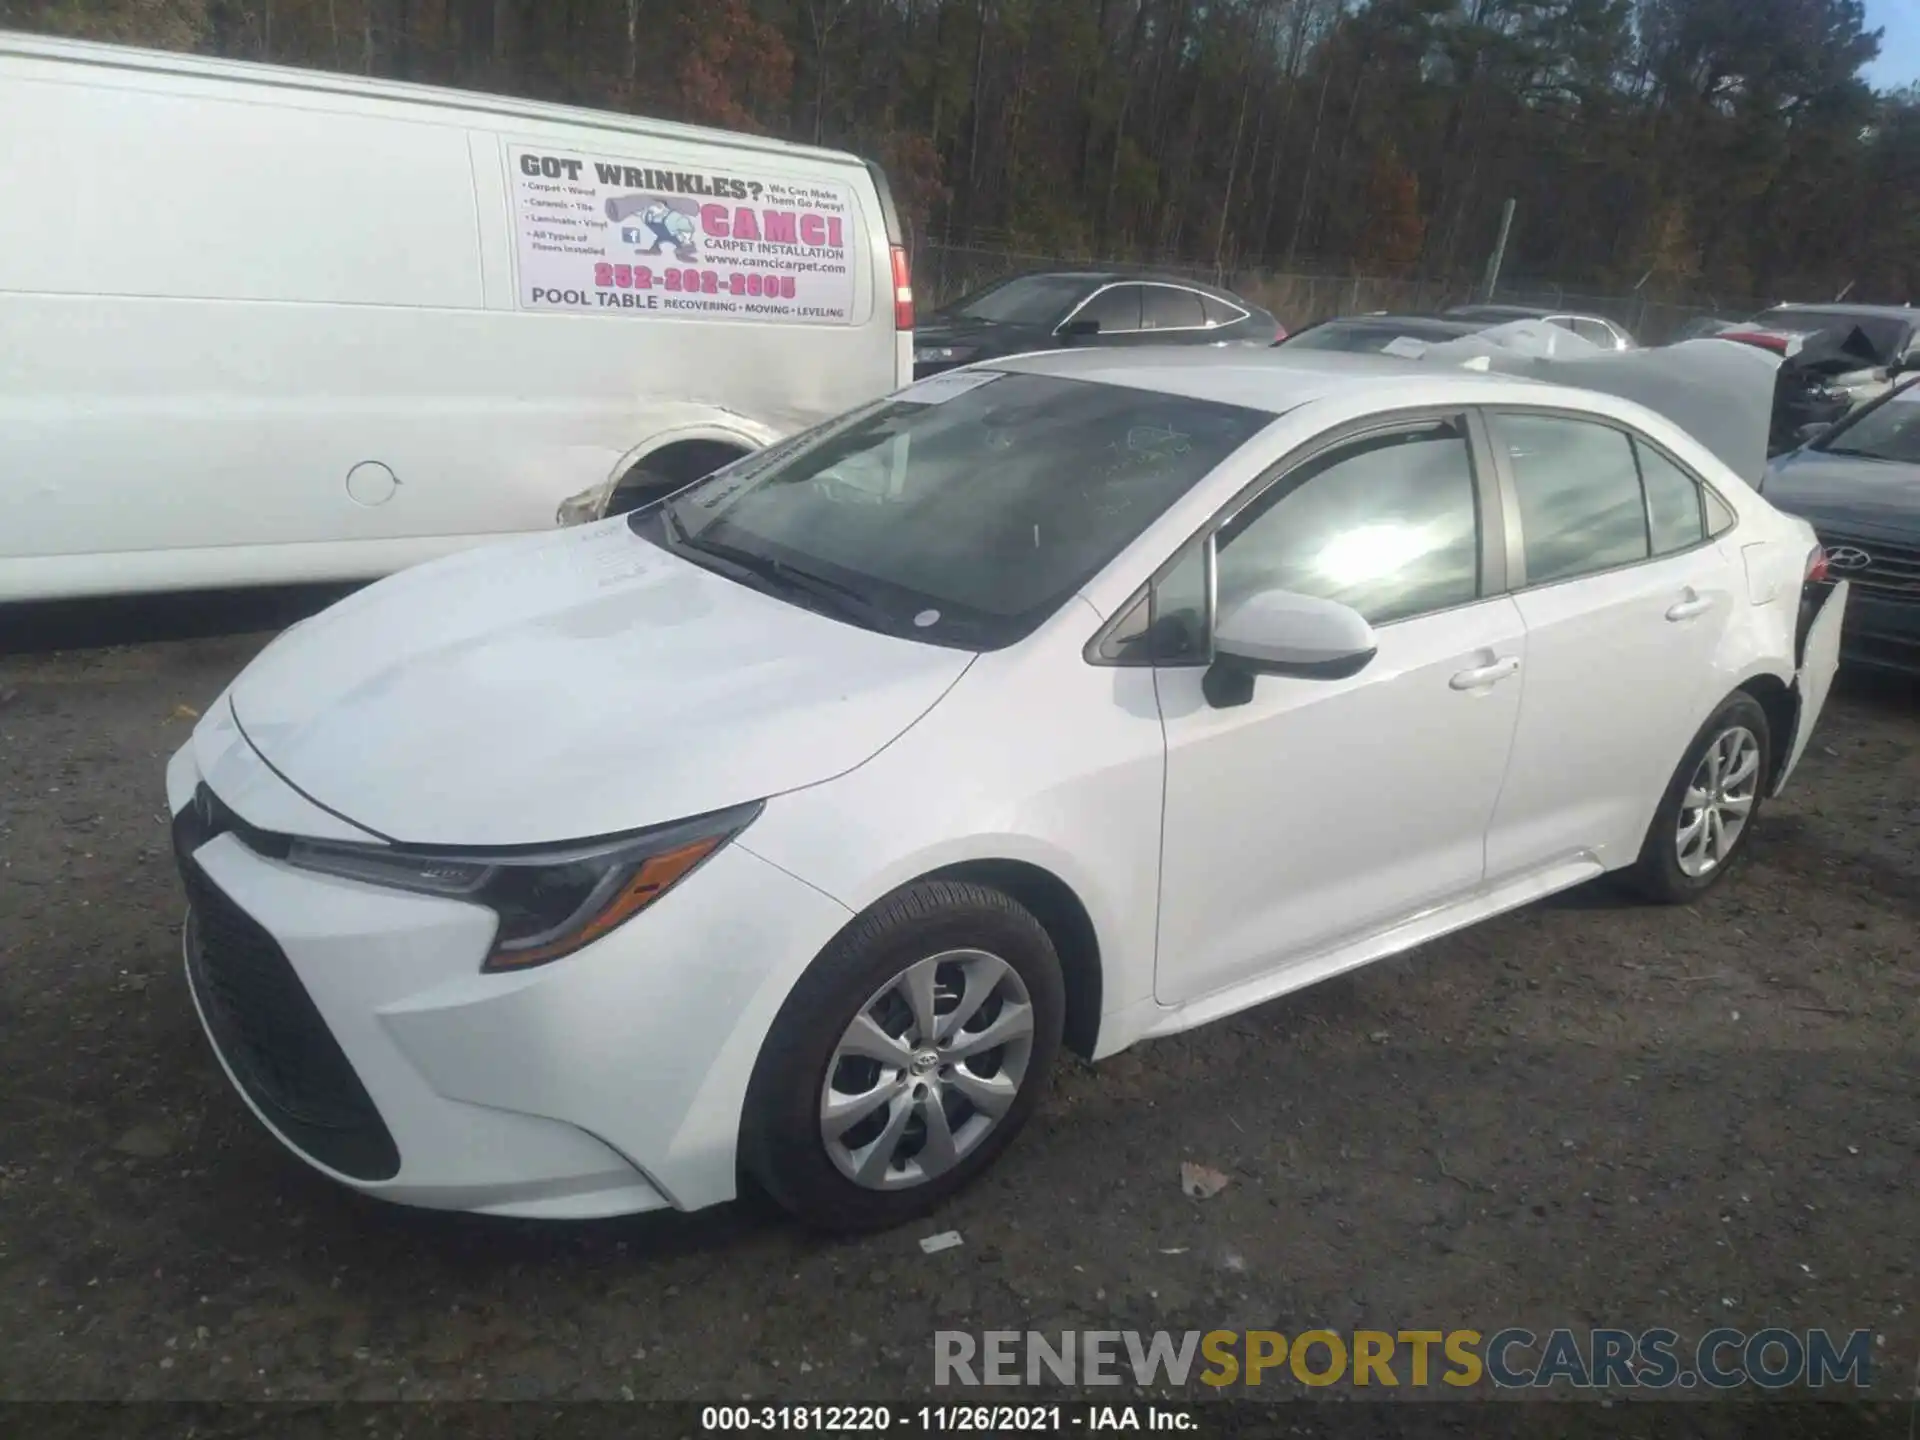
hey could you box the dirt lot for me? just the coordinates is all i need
[1,592,1916,1412]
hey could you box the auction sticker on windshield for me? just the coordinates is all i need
[508,145,857,323]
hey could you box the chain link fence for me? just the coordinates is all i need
[912,242,1770,347]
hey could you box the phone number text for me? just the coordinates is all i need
[594,263,799,298]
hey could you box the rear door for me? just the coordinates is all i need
[1481,409,1745,880]
[1137,284,1212,345]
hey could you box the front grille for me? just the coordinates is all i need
[176,812,399,1182]
[1818,531,1920,604]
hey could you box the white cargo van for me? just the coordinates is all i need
[0,32,913,602]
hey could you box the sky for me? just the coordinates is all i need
[1864,0,1920,90]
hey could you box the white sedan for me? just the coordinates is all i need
[166,349,1847,1232]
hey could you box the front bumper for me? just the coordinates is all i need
[167,740,853,1218]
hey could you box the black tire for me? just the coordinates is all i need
[741,879,1065,1233]
[1621,691,1772,905]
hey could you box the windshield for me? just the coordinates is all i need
[1754,309,1909,364]
[944,275,1096,326]
[1818,380,1920,462]
[637,372,1272,649]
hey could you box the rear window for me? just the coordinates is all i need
[1203,294,1248,326]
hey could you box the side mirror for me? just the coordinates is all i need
[1057,319,1100,342]
[1895,344,1920,375]
[1202,590,1377,708]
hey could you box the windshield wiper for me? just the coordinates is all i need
[661,519,900,630]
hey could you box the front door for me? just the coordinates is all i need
[1152,415,1527,1006]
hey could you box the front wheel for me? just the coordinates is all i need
[741,880,1065,1233]
[1622,692,1772,904]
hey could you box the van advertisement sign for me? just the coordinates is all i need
[508,145,858,324]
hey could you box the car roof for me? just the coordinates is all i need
[990,346,1541,413]
[983,269,1258,304]
[1450,303,1615,322]
[1758,302,1919,320]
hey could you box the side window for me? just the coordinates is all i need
[1211,420,1481,627]
[1141,286,1208,331]
[1636,440,1707,555]
[1704,488,1737,536]
[1496,414,1648,584]
[1150,543,1211,663]
[1073,285,1141,335]
[1202,293,1248,327]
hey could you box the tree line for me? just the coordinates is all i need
[8,0,1918,304]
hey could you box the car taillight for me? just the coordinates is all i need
[1805,544,1830,585]
[890,245,913,331]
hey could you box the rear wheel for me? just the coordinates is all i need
[742,880,1064,1233]
[1622,692,1771,904]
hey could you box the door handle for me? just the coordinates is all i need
[1666,592,1715,621]
[1450,656,1521,690]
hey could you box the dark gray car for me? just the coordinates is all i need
[912,271,1280,379]
[1762,377,1920,676]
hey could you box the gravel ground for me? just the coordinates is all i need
[1,591,1916,1412]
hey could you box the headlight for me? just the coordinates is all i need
[914,345,975,364]
[283,802,762,971]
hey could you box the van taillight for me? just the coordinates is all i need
[890,245,913,331]
[1805,544,1830,585]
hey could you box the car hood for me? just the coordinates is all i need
[226,521,973,847]
[1763,450,1920,533]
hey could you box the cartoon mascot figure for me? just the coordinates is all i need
[640,200,698,262]
[606,193,701,263]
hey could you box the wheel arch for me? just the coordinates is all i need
[1735,669,1798,793]
[606,431,757,514]
[920,858,1105,1061]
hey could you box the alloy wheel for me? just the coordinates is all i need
[819,949,1035,1190]
[1676,724,1761,878]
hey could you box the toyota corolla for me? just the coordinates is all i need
[167,349,1847,1232]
